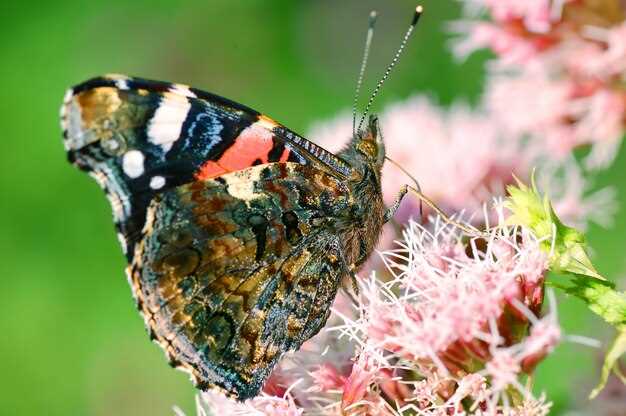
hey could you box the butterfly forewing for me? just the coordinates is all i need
[61,74,353,259]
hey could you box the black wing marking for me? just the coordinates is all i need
[128,162,351,399]
[60,74,353,259]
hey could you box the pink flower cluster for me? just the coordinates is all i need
[188,389,303,416]
[452,0,626,168]
[192,206,560,415]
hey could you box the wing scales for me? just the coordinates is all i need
[128,163,350,399]
[61,74,353,259]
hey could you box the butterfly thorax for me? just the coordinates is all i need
[337,122,386,269]
[342,165,386,269]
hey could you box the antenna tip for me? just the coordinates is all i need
[369,10,378,25]
[413,5,424,25]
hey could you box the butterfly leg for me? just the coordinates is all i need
[384,184,408,223]
[336,244,361,304]
[341,265,361,306]
[349,264,360,299]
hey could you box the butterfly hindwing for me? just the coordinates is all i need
[128,162,351,399]
[61,74,353,259]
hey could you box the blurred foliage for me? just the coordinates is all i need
[0,0,624,414]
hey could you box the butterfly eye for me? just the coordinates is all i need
[101,132,127,156]
[356,138,378,160]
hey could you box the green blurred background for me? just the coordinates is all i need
[1,0,625,414]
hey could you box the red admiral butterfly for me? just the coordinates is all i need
[60,7,422,400]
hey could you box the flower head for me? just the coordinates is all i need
[193,389,303,416]
[453,0,626,167]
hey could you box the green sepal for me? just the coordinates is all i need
[505,176,604,280]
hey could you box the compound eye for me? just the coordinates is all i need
[356,137,378,159]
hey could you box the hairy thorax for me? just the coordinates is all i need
[340,167,386,269]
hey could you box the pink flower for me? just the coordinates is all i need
[339,352,380,414]
[574,88,626,168]
[450,21,545,64]
[601,22,626,75]
[193,389,303,416]
[351,211,551,368]
[520,317,561,372]
[453,0,626,167]
[483,71,573,156]
[328,204,559,413]
[309,363,346,392]
[485,349,521,392]
[477,0,562,33]
[450,0,568,63]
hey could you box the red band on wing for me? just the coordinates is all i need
[195,122,279,180]
[279,148,290,163]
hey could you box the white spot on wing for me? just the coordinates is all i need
[116,79,130,90]
[88,171,108,189]
[170,84,197,98]
[122,150,145,178]
[63,88,73,104]
[60,88,74,128]
[149,175,166,190]
[117,232,128,254]
[147,93,191,153]
[141,201,158,235]
[256,115,279,130]
[223,166,264,202]
[107,192,125,221]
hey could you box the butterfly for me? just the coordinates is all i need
[60,7,422,401]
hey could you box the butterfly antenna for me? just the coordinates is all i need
[352,11,378,137]
[357,5,423,133]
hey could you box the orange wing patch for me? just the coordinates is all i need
[195,120,291,180]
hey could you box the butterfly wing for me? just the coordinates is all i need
[61,74,353,259]
[129,162,350,399]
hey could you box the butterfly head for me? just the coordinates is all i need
[357,114,385,163]
[340,115,385,183]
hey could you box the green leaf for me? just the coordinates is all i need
[550,276,626,398]
[552,276,626,327]
[590,328,626,399]
[505,176,626,397]
[505,176,604,280]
